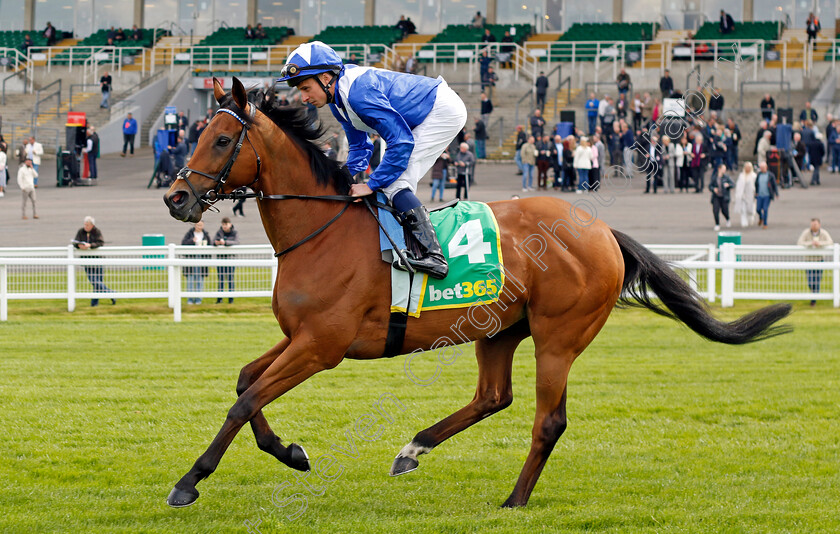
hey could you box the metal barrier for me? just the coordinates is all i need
[1,243,838,322]
[739,80,791,110]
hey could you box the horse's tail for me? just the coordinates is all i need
[611,229,792,344]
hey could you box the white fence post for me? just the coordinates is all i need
[167,243,176,309]
[0,264,7,321]
[67,244,76,312]
[173,264,182,322]
[834,243,840,308]
[707,243,716,303]
[720,243,735,307]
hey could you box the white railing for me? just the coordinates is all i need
[27,45,147,76]
[1,243,838,322]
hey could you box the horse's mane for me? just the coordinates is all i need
[219,88,352,194]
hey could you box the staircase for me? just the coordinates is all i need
[765,29,812,70]
[486,87,582,160]
[384,34,434,69]
[31,38,78,67]
[266,35,311,68]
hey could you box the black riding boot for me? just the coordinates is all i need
[398,206,448,280]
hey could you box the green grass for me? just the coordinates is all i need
[1,301,838,533]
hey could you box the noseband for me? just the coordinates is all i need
[176,102,262,209]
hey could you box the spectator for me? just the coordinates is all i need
[536,135,552,189]
[799,101,818,123]
[480,92,493,124]
[757,130,773,167]
[519,135,537,191]
[807,131,825,185]
[562,136,576,190]
[131,24,142,41]
[17,158,37,219]
[760,93,775,121]
[514,125,527,176]
[659,69,674,99]
[573,137,593,193]
[828,120,840,172]
[21,34,33,53]
[232,190,247,217]
[168,133,188,171]
[549,134,563,188]
[616,68,631,95]
[708,88,724,115]
[213,217,240,304]
[805,12,821,43]
[620,122,635,178]
[641,92,653,127]
[709,164,734,230]
[182,221,212,305]
[178,111,189,131]
[106,26,117,41]
[405,55,416,74]
[585,93,599,135]
[83,127,99,179]
[100,71,112,108]
[616,93,628,122]
[530,109,545,138]
[643,134,661,194]
[121,112,138,157]
[0,136,5,198]
[481,28,496,43]
[792,131,806,173]
[188,119,206,156]
[754,119,770,156]
[205,107,214,122]
[734,161,757,228]
[591,133,605,191]
[473,118,487,159]
[482,67,497,99]
[601,96,616,140]
[661,136,675,193]
[115,27,126,41]
[73,216,116,306]
[723,128,736,170]
[396,15,411,38]
[797,218,833,306]
[500,31,515,68]
[726,117,741,166]
[430,152,449,202]
[677,134,692,192]
[719,10,735,34]
[472,11,484,28]
[454,142,475,199]
[631,93,642,132]
[535,71,549,113]
[404,17,416,35]
[25,136,44,185]
[255,23,266,39]
[754,161,779,228]
[478,50,493,83]
[244,25,255,40]
[690,133,707,192]
[43,22,57,46]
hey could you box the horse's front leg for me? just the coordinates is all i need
[166,336,345,507]
[236,338,310,473]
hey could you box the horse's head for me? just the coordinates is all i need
[164,77,263,222]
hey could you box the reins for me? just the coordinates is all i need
[179,101,410,268]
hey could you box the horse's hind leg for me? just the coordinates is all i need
[236,338,310,472]
[391,322,528,475]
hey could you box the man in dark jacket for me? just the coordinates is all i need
[760,94,775,120]
[530,109,545,138]
[168,134,188,170]
[535,71,549,113]
[659,69,674,99]
[807,134,825,185]
[473,118,487,159]
[709,164,735,230]
[480,92,493,124]
[799,101,818,123]
[188,119,206,156]
[213,217,240,304]
[73,216,115,306]
[708,89,724,114]
[719,10,735,34]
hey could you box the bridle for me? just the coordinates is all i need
[175,102,262,209]
[174,98,412,270]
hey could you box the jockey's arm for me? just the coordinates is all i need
[336,118,374,176]
[347,89,415,193]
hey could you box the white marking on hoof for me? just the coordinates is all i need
[396,441,431,461]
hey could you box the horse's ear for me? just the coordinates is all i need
[231,77,247,110]
[213,77,225,103]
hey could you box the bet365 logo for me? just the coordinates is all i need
[428,279,498,302]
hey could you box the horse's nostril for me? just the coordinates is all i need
[170,191,187,206]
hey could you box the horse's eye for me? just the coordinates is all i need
[217,137,231,147]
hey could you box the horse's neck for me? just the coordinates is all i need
[255,140,345,256]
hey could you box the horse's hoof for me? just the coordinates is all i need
[389,456,419,476]
[287,443,310,472]
[166,486,199,508]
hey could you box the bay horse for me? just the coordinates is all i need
[162,77,791,508]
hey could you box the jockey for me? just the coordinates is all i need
[278,41,467,280]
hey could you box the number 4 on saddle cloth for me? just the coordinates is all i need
[376,193,504,319]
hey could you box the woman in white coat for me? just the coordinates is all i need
[734,161,757,227]
[573,137,593,193]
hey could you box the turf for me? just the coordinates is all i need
[0,301,838,533]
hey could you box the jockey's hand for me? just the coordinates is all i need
[350,183,373,199]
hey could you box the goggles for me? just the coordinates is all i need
[280,62,342,79]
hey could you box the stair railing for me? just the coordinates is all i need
[68,83,101,111]
[553,76,572,121]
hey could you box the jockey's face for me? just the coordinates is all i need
[297,74,333,108]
